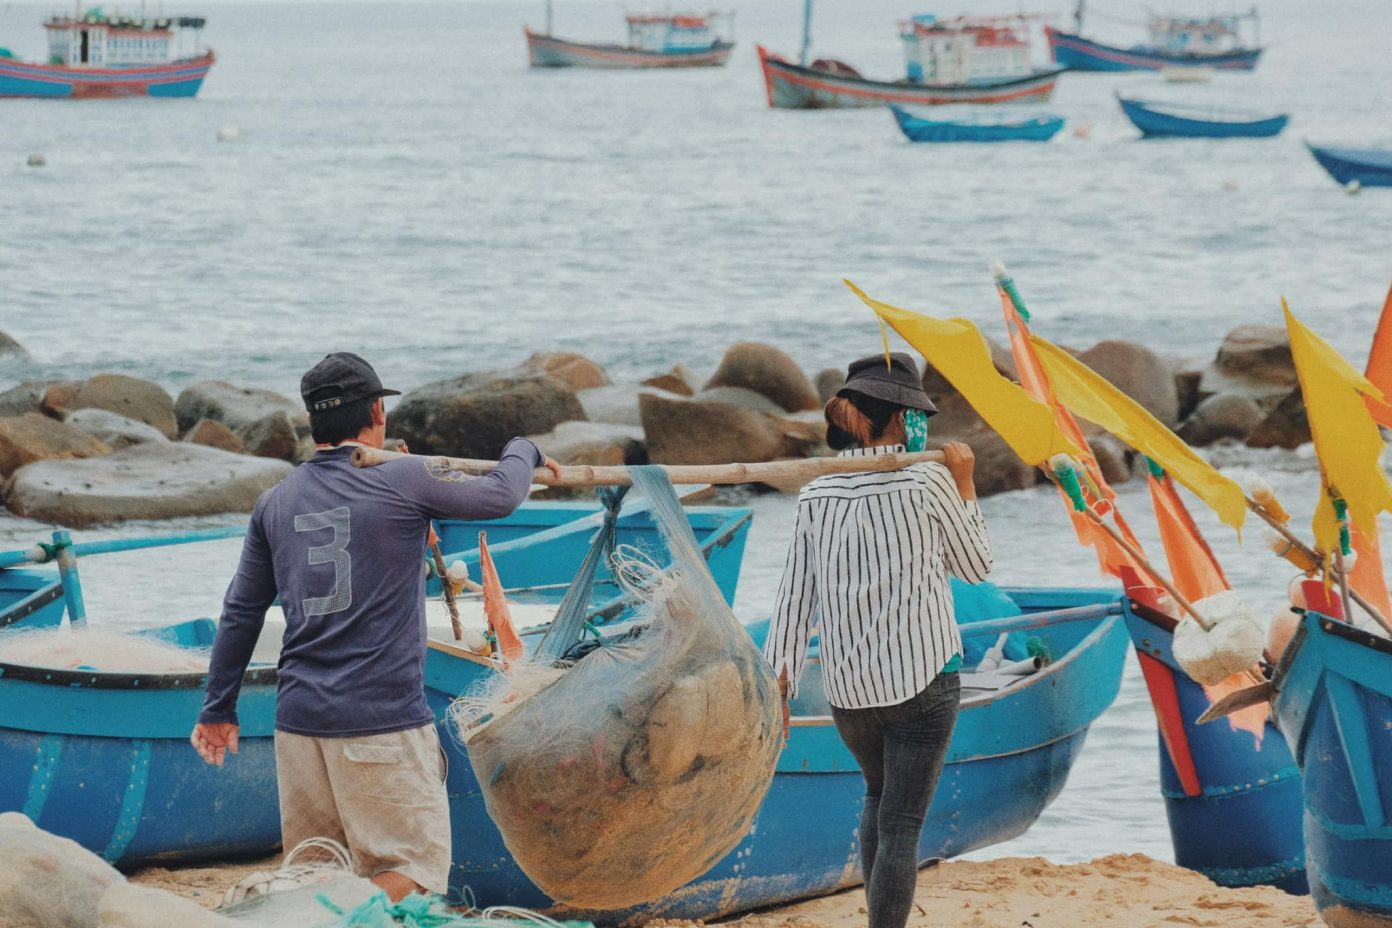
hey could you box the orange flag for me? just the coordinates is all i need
[479,531,524,666]
[1001,291,1145,578]
[1364,281,1392,429]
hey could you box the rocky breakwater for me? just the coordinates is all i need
[1177,326,1309,449]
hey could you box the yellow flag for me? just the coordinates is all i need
[1284,302,1392,553]
[1030,335,1248,532]
[845,280,1078,467]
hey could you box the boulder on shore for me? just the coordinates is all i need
[237,412,299,461]
[0,332,29,361]
[71,374,178,439]
[640,393,823,467]
[641,364,698,397]
[184,419,246,454]
[3,444,292,527]
[64,409,169,450]
[704,342,821,413]
[174,380,308,435]
[528,421,646,468]
[525,352,611,392]
[578,384,686,428]
[1077,340,1180,427]
[1199,326,1297,403]
[1245,389,1311,450]
[0,413,110,478]
[1178,394,1264,446]
[388,369,585,459]
[813,368,844,404]
[0,381,64,418]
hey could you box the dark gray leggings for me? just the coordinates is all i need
[830,672,961,928]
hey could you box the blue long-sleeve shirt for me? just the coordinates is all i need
[197,439,543,737]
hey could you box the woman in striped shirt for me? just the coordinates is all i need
[764,352,992,928]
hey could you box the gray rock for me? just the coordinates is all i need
[184,418,245,454]
[174,380,307,435]
[0,413,110,478]
[1246,389,1310,450]
[64,408,169,450]
[236,411,299,461]
[640,393,823,466]
[813,368,844,404]
[0,332,29,361]
[578,384,686,428]
[388,370,585,458]
[1077,340,1180,427]
[1174,367,1205,422]
[1178,394,1264,446]
[0,381,62,418]
[704,342,820,413]
[71,374,178,439]
[692,386,787,416]
[528,421,647,467]
[524,352,611,392]
[3,443,292,527]
[1199,325,1297,403]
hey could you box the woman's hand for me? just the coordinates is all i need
[942,442,977,501]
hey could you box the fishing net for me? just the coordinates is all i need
[452,466,781,910]
[0,627,209,673]
[0,812,125,928]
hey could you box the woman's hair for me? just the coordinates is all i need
[825,393,905,451]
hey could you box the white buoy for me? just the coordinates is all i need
[216,126,241,142]
[26,153,45,167]
[1347,179,1362,195]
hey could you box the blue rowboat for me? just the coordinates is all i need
[0,501,753,868]
[757,45,1062,110]
[1307,144,1392,188]
[1270,611,1392,923]
[429,582,1131,922]
[890,105,1065,143]
[1117,97,1288,139]
[1044,26,1261,72]
[1125,601,1306,892]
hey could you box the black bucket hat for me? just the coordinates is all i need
[300,352,401,413]
[837,352,937,415]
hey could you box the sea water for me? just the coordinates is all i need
[3,0,1392,866]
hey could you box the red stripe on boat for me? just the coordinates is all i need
[1137,651,1203,797]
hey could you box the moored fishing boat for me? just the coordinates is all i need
[525,5,733,69]
[1045,8,1262,72]
[759,10,1062,110]
[1306,143,1392,188]
[890,104,1064,142]
[430,582,1130,921]
[0,500,753,867]
[1117,97,1289,138]
[0,9,213,98]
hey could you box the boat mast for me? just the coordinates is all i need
[1073,0,1085,32]
[799,0,813,66]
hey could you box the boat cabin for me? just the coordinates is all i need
[625,12,729,52]
[1146,11,1258,54]
[900,14,1035,85]
[44,9,205,68]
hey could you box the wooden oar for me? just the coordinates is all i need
[351,447,946,486]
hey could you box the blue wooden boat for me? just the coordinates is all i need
[1269,611,1392,923]
[1045,10,1261,73]
[525,6,733,69]
[1118,97,1288,139]
[1125,600,1306,893]
[890,105,1064,143]
[1307,144,1392,188]
[0,12,213,98]
[0,501,753,868]
[428,583,1131,922]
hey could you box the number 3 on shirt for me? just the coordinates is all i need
[294,506,352,615]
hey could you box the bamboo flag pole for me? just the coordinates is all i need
[351,447,946,486]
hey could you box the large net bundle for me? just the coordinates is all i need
[0,627,209,673]
[453,467,781,910]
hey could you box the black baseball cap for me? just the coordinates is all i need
[300,352,401,414]
[838,352,937,415]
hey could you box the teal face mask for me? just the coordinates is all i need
[904,408,929,452]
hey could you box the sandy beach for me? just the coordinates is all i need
[130,853,1320,927]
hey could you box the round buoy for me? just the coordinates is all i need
[26,153,45,167]
[1347,179,1362,195]
[1072,119,1093,140]
[216,127,241,142]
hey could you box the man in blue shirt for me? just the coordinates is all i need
[192,352,558,901]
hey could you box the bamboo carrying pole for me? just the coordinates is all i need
[351,447,947,486]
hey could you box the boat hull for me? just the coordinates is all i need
[1045,27,1259,72]
[525,29,733,69]
[428,586,1130,923]
[0,51,214,98]
[1124,605,1306,893]
[890,105,1064,143]
[1118,98,1287,138]
[1272,614,1392,924]
[757,45,1061,109]
[1307,144,1392,188]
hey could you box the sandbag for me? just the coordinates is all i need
[0,813,125,928]
[456,468,781,910]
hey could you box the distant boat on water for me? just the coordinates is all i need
[525,2,733,69]
[1306,144,1392,188]
[759,7,1063,110]
[0,9,213,98]
[1046,3,1261,71]
[1117,97,1288,138]
[890,104,1065,143]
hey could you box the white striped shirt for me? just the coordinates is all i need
[764,445,993,709]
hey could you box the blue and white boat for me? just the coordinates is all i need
[890,104,1065,143]
[1270,610,1392,923]
[525,4,733,69]
[1307,144,1392,188]
[1117,97,1288,139]
[1045,10,1262,72]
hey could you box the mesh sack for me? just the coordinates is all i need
[455,467,781,910]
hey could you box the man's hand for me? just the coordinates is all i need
[942,441,977,501]
[541,455,563,481]
[191,722,239,767]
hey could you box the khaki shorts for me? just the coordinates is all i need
[275,723,451,894]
